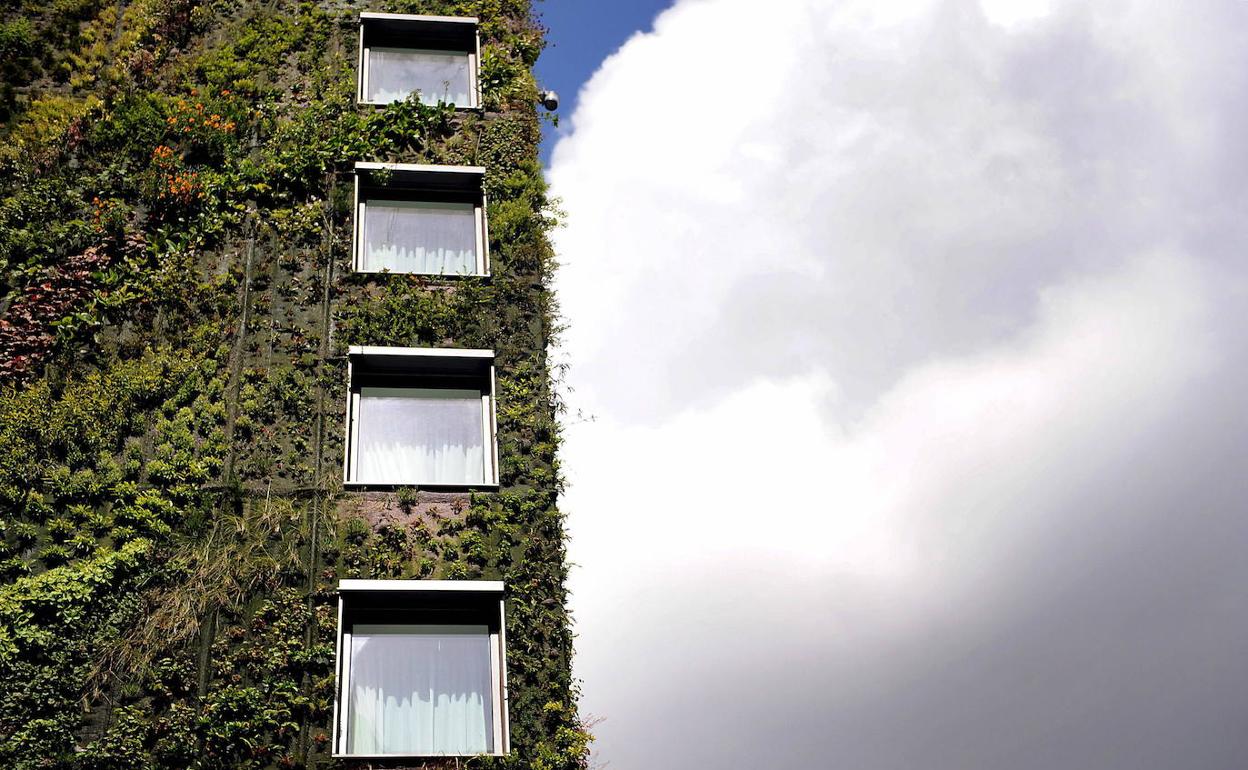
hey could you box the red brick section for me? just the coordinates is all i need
[338,490,474,529]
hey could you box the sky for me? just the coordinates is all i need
[533,0,671,162]
[545,1,1248,768]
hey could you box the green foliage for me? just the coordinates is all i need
[0,18,35,58]
[190,3,333,93]
[0,351,198,504]
[0,539,154,769]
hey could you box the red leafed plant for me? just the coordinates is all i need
[0,233,145,383]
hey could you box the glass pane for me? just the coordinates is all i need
[355,388,484,485]
[348,625,493,755]
[367,47,473,106]
[362,200,477,275]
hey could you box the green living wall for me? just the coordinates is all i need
[0,0,587,767]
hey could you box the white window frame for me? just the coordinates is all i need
[352,162,490,278]
[343,346,499,489]
[333,579,510,758]
[357,13,481,109]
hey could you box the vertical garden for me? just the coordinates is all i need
[0,0,585,767]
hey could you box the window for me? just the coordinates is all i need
[334,580,509,758]
[358,13,480,108]
[344,346,499,488]
[354,162,489,277]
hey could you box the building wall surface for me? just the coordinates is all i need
[0,0,585,767]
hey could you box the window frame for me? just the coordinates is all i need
[353,162,490,278]
[343,346,500,490]
[357,13,481,109]
[332,579,510,759]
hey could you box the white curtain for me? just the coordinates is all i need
[355,387,484,484]
[362,200,477,275]
[367,47,473,106]
[348,625,493,755]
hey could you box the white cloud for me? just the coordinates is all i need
[979,0,1054,28]
[549,0,1248,767]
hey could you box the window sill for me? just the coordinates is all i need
[342,480,500,493]
[348,268,491,281]
[332,752,507,759]
[356,100,483,112]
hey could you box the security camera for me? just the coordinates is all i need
[539,90,559,111]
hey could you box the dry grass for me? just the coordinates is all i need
[86,492,331,700]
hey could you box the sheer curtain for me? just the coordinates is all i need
[367,47,473,105]
[348,625,493,755]
[362,200,477,275]
[355,387,484,484]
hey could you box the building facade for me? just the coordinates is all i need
[0,1,584,768]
